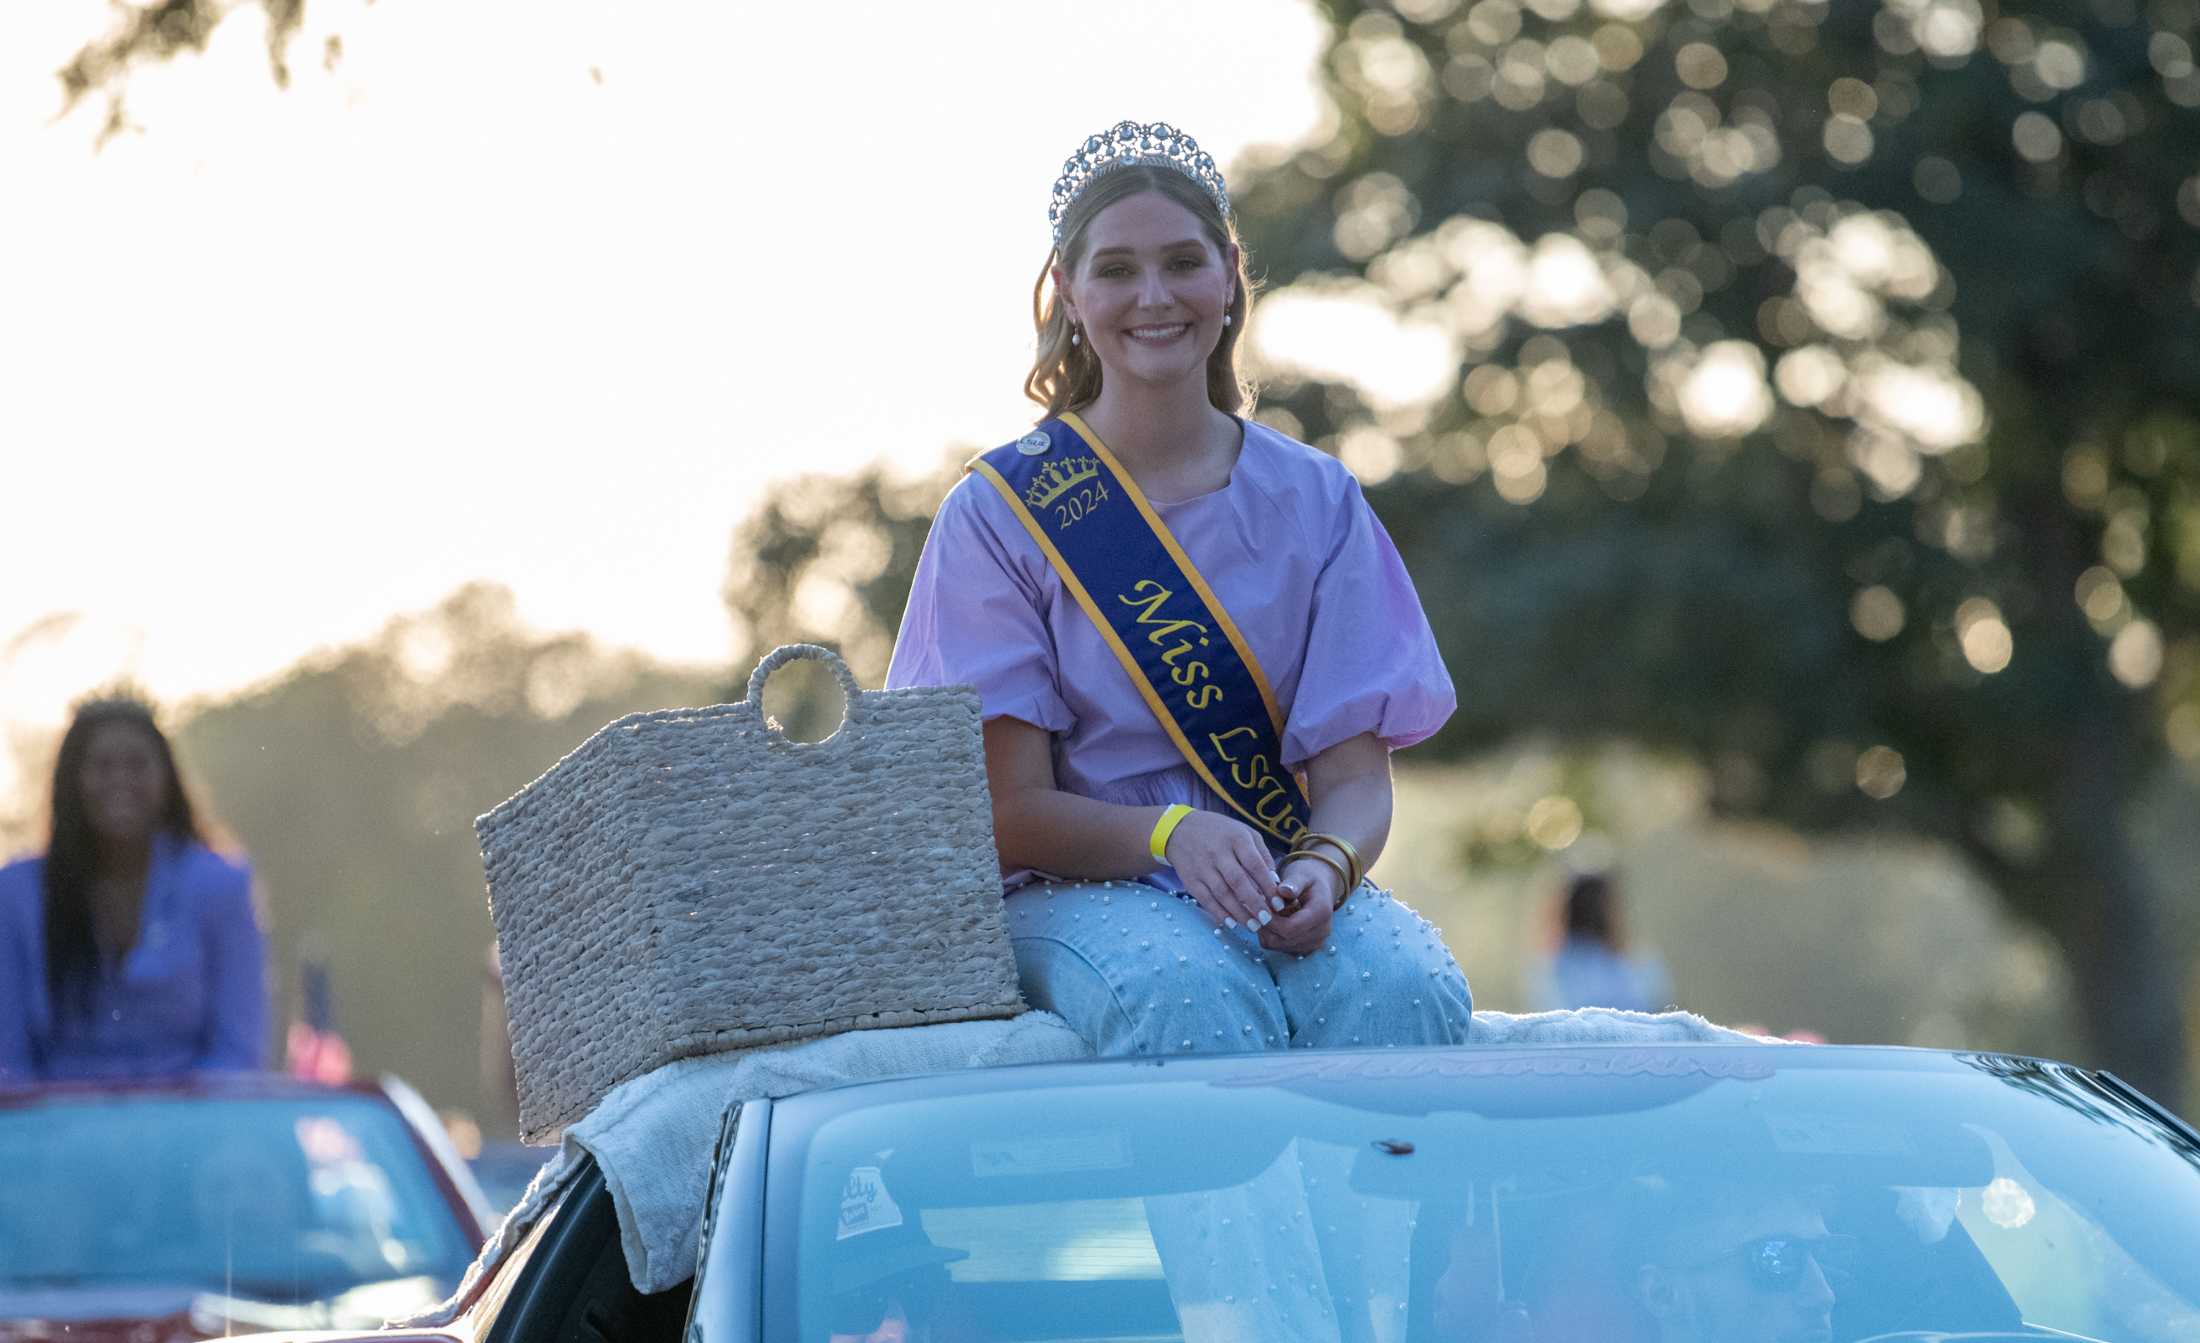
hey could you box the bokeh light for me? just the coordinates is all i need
[1898,0,1986,61]
[1527,126,1586,177]
[1811,468,1864,521]
[2154,30,2196,79]
[2109,620,2164,688]
[1675,341,1775,439]
[1488,422,1550,503]
[1254,281,1460,409]
[2012,110,2064,162]
[2169,705,2200,761]
[1774,345,1846,407]
[1675,41,1728,89]
[1914,155,1963,203]
[1824,114,1874,166]
[1589,0,1668,20]
[1851,586,1906,642]
[1523,233,1618,326]
[1956,598,2014,674]
[1526,794,1585,849]
[1857,745,1908,799]
[1853,357,1986,451]
[2062,447,2111,509]
[2075,566,2126,627]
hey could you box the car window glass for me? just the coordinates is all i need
[0,1094,478,1311]
[760,1053,2200,1343]
[1957,1125,2194,1338]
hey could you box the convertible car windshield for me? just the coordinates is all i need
[767,1047,2200,1342]
[0,1092,479,1304]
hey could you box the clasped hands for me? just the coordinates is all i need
[1163,810,1344,955]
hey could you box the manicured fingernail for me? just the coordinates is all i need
[1256,910,1273,927]
[1224,916,1238,929]
[1269,895,1287,912]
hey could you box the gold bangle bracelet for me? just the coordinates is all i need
[1293,831,1364,891]
[1281,848,1352,905]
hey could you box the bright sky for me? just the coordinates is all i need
[0,0,1330,754]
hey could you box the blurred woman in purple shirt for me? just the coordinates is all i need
[886,121,1472,1057]
[0,698,267,1082]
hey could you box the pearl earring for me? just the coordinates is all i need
[1223,314,1232,327]
[1070,327,1081,346]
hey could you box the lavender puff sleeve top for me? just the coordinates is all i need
[0,836,270,1083]
[887,419,1456,891]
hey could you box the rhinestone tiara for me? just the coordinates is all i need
[1048,120,1231,245]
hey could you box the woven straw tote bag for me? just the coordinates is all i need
[479,643,1026,1141]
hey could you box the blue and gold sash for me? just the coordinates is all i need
[968,412,1311,848]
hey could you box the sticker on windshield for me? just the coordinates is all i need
[970,1131,1131,1178]
[1766,1114,1915,1156]
[838,1166,906,1240]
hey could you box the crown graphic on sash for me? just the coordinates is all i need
[1022,456,1101,509]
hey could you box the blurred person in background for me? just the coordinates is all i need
[286,952,354,1083]
[0,696,268,1082]
[1533,869,1670,1014]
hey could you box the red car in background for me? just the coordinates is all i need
[0,1074,494,1343]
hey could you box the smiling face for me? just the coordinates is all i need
[77,719,170,848]
[1055,190,1238,401]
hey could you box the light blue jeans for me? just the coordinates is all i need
[1005,880,1473,1055]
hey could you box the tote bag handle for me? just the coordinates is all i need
[742,643,865,747]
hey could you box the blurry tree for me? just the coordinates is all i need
[1380,749,2089,1057]
[60,0,320,143]
[1223,0,2200,1101]
[171,583,715,1130]
[721,458,957,700]
[721,2,2200,1101]
[0,615,93,852]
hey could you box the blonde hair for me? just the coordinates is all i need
[1024,164,1255,419]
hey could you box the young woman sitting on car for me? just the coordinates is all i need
[885,120,1472,1058]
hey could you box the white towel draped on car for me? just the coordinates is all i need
[571,1010,1094,1292]
[1467,1005,1767,1046]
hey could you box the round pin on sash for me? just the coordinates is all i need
[1016,431,1052,456]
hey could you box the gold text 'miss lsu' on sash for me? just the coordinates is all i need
[967,413,1312,849]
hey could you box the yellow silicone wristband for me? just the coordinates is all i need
[1149,803,1195,864]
